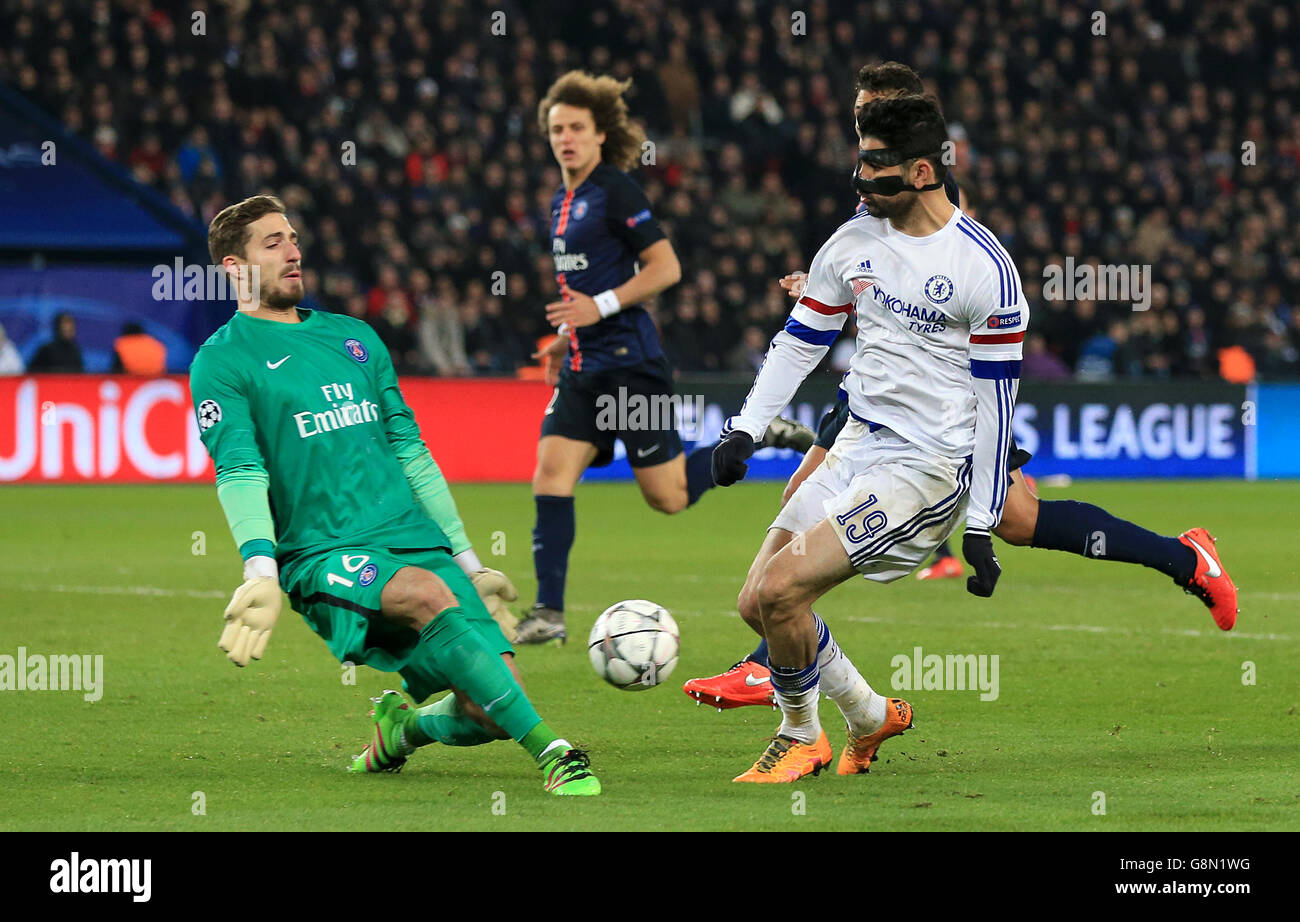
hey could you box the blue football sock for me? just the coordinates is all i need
[685,442,717,506]
[934,538,954,560]
[769,655,822,744]
[1031,499,1196,582]
[532,495,574,611]
[744,638,769,668]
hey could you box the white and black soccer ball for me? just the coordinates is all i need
[587,599,679,691]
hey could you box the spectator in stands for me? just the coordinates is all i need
[417,278,471,377]
[727,325,768,374]
[28,312,84,373]
[1179,306,1214,378]
[1021,332,1072,382]
[1258,330,1298,378]
[128,132,168,184]
[176,126,221,183]
[111,322,167,375]
[4,0,1295,379]
[0,322,24,375]
[371,299,422,374]
[662,299,705,371]
[366,263,413,323]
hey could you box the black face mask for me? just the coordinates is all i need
[852,146,945,197]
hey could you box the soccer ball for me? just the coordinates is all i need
[587,600,680,690]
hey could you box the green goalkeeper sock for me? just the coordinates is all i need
[417,608,552,754]
[409,694,497,748]
[520,723,566,767]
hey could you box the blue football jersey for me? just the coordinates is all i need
[549,163,667,374]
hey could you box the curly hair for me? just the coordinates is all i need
[854,61,925,97]
[856,94,950,184]
[538,70,645,171]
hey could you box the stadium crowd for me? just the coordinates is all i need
[3,0,1298,381]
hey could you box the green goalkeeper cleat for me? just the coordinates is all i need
[541,747,602,796]
[348,689,416,774]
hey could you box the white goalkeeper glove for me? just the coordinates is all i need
[469,568,520,644]
[452,549,520,643]
[219,556,282,667]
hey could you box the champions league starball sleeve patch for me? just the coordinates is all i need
[197,399,223,431]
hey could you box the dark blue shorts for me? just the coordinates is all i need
[540,356,684,468]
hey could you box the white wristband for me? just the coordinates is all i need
[453,548,483,575]
[593,289,621,318]
[244,555,279,582]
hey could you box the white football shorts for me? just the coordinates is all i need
[771,419,972,582]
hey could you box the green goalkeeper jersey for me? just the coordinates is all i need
[189,308,451,577]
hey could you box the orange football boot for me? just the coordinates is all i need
[683,660,776,710]
[1177,528,1238,631]
[734,730,833,783]
[916,556,962,580]
[837,698,914,775]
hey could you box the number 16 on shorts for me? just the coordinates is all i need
[327,553,379,589]
[835,494,888,544]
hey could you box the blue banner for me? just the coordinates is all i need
[1009,383,1247,478]
[0,266,198,373]
[1255,383,1300,478]
[579,377,1253,482]
[0,84,195,251]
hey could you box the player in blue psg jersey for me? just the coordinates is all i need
[517,70,812,645]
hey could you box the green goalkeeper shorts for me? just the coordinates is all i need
[281,546,513,703]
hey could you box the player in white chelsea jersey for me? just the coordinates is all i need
[712,95,1022,782]
[685,61,1237,715]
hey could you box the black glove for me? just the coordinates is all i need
[712,429,757,487]
[962,531,1001,598]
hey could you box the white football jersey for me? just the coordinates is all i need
[729,205,1027,531]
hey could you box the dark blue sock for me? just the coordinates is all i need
[1031,499,1195,582]
[934,538,954,560]
[685,442,717,506]
[769,659,819,697]
[532,495,574,610]
[745,617,829,670]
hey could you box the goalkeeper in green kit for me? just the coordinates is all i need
[190,194,599,795]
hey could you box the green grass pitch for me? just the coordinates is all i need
[1,480,1296,831]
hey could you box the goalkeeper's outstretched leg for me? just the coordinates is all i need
[303,550,600,795]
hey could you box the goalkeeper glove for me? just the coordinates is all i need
[962,531,1001,598]
[712,427,757,487]
[470,568,520,644]
[219,556,281,666]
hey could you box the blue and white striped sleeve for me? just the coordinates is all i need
[965,273,1028,535]
[726,237,854,440]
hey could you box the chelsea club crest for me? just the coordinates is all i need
[924,274,954,304]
